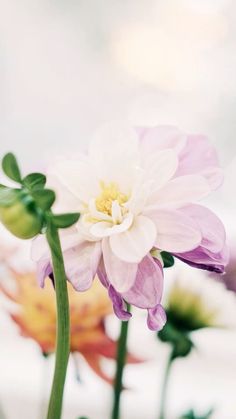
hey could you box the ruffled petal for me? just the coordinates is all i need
[176,134,223,190]
[142,149,178,190]
[147,304,167,331]
[122,255,163,308]
[149,210,202,253]
[90,213,133,238]
[137,126,187,155]
[102,238,138,292]
[89,121,140,194]
[50,156,99,204]
[179,204,226,253]
[108,285,132,321]
[109,215,157,263]
[175,245,229,274]
[146,175,210,210]
[65,241,102,291]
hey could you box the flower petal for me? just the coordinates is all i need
[146,175,210,210]
[180,204,226,253]
[147,304,167,331]
[176,134,223,190]
[102,238,138,292]
[137,126,187,155]
[122,255,163,308]
[108,285,132,321]
[89,121,140,193]
[110,215,157,263]
[142,149,178,190]
[175,245,229,274]
[50,157,99,204]
[90,213,133,238]
[65,241,102,291]
[150,210,202,253]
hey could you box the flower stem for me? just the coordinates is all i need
[159,350,174,419]
[111,305,131,419]
[46,221,70,419]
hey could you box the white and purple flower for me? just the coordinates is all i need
[32,123,228,331]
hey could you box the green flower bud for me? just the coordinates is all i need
[0,189,43,239]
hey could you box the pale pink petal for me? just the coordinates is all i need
[142,149,178,189]
[65,241,102,291]
[102,238,138,293]
[137,126,187,155]
[31,235,49,262]
[176,134,223,190]
[150,209,202,252]
[147,305,167,331]
[109,215,157,263]
[122,256,163,308]
[179,204,226,253]
[145,175,210,210]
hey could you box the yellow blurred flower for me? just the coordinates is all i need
[1,272,138,383]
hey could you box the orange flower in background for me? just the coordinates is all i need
[0,272,139,383]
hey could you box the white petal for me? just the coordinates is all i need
[89,121,140,193]
[150,209,202,252]
[102,238,137,292]
[90,213,133,238]
[50,157,99,204]
[110,215,157,263]
[143,149,178,190]
[145,175,210,210]
[112,201,123,224]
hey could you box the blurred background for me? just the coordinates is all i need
[0,0,236,418]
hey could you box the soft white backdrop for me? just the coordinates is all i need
[0,1,236,418]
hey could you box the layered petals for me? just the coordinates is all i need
[174,205,228,273]
[122,255,163,309]
[150,209,202,253]
[102,238,138,292]
[176,134,224,190]
[109,215,157,263]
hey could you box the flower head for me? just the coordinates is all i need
[32,123,228,331]
[158,266,236,358]
[1,271,138,383]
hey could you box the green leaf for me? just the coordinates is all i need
[161,251,175,268]
[23,173,46,190]
[52,213,80,228]
[2,153,22,183]
[32,189,56,211]
[0,187,18,207]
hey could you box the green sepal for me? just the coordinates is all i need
[161,251,175,268]
[2,153,22,183]
[158,322,194,359]
[23,173,46,190]
[31,189,56,211]
[52,213,80,228]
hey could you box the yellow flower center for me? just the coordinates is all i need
[95,181,128,216]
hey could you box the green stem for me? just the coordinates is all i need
[46,221,70,419]
[111,305,131,419]
[159,350,174,419]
